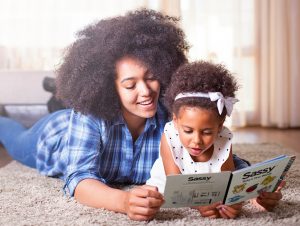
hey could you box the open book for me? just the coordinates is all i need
[162,155,296,208]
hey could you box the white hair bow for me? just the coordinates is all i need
[208,92,239,116]
[174,91,239,116]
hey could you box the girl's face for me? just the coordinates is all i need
[173,106,223,162]
[115,56,160,123]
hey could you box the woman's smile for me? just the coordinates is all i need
[137,99,155,110]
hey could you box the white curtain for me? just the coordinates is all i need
[0,0,153,70]
[255,0,300,128]
[0,0,299,128]
[179,0,257,128]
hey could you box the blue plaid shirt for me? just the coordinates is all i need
[36,103,168,196]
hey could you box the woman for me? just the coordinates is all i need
[0,9,280,221]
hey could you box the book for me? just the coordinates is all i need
[162,155,296,208]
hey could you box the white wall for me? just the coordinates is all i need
[0,71,54,104]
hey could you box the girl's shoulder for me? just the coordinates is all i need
[163,120,175,133]
[219,126,233,139]
[163,121,181,151]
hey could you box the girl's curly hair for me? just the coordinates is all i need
[56,9,189,120]
[164,61,239,120]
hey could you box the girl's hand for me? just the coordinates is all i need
[192,202,222,218]
[254,181,285,211]
[217,202,244,219]
[124,185,164,221]
[193,202,243,219]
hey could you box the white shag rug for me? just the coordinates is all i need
[0,143,299,226]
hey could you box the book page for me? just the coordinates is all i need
[224,155,295,205]
[162,172,231,208]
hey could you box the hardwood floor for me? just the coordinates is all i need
[1,127,299,168]
[232,127,300,152]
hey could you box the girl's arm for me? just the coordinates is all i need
[195,147,242,219]
[160,134,181,175]
[74,179,164,221]
[218,146,243,219]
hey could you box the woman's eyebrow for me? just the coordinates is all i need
[120,69,149,83]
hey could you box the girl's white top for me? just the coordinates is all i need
[146,121,233,193]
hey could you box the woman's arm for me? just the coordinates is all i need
[251,181,285,211]
[74,179,164,221]
[160,134,181,175]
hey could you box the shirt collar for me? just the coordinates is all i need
[145,115,157,130]
[111,112,157,130]
[111,114,125,126]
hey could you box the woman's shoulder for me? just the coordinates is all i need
[42,109,107,134]
[70,109,116,134]
[41,109,72,133]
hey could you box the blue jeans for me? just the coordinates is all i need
[0,110,65,168]
[233,154,251,170]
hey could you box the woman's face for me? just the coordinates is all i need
[173,106,223,162]
[115,56,160,122]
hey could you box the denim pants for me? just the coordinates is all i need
[0,110,65,168]
[233,154,251,169]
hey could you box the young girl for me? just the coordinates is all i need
[147,61,285,219]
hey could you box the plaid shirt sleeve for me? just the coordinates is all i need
[63,110,106,196]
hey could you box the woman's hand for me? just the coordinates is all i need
[124,185,164,221]
[253,181,285,211]
[74,179,164,221]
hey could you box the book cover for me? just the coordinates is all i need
[223,155,296,205]
[162,155,295,208]
[162,171,231,208]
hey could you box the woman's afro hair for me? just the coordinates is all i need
[164,61,239,119]
[55,9,189,120]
